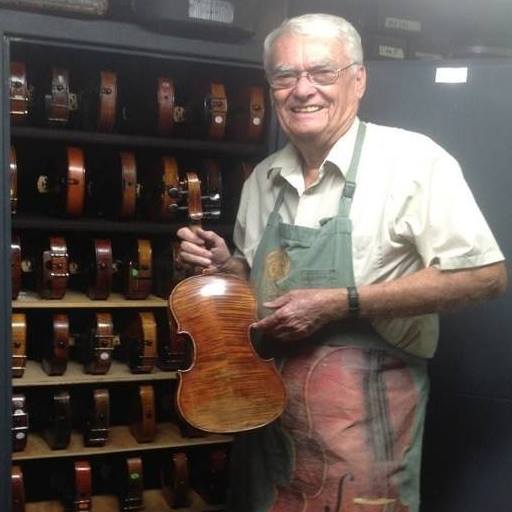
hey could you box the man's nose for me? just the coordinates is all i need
[293,73,317,96]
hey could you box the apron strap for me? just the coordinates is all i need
[271,182,287,214]
[339,121,367,218]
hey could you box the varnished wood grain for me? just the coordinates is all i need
[169,274,286,433]
[65,146,86,217]
[97,70,117,132]
[11,312,27,378]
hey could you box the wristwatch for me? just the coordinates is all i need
[347,286,360,318]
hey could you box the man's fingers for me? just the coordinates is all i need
[179,254,212,268]
[262,293,291,309]
[252,313,281,332]
[181,240,212,259]
[176,227,206,245]
[196,228,225,249]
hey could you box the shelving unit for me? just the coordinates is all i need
[12,125,264,156]
[0,6,276,511]
[13,291,168,309]
[12,213,234,237]
[26,489,224,512]
[13,360,176,387]
[13,424,231,461]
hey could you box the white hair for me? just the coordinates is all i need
[263,13,364,74]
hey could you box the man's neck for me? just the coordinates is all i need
[294,116,357,188]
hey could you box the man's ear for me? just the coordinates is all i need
[354,65,367,99]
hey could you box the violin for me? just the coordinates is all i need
[11,393,29,452]
[97,70,117,132]
[196,447,229,505]
[157,76,175,135]
[44,67,77,126]
[11,466,25,512]
[119,151,138,219]
[169,171,285,433]
[89,150,138,219]
[124,239,153,299]
[10,146,18,214]
[37,146,86,217]
[65,146,87,217]
[42,313,70,376]
[161,452,191,509]
[44,389,72,449]
[11,234,21,300]
[87,238,113,300]
[70,460,92,512]
[81,312,116,375]
[229,85,266,143]
[124,311,158,373]
[11,312,27,378]
[10,62,30,125]
[83,388,110,447]
[204,82,228,140]
[148,155,180,220]
[38,235,69,299]
[130,384,156,443]
[169,274,286,433]
[119,456,144,511]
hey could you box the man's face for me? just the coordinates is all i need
[268,34,366,149]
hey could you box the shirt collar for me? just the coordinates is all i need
[266,117,361,182]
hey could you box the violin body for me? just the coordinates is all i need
[97,70,117,132]
[169,273,286,433]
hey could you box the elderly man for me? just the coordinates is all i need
[177,13,507,512]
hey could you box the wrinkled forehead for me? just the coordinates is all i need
[269,34,348,71]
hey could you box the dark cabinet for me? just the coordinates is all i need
[0,6,277,511]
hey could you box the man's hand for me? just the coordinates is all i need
[252,288,346,342]
[176,227,231,273]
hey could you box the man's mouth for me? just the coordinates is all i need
[291,105,323,113]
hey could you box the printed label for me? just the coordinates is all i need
[378,45,405,59]
[384,17,422,33]
[189,0,235,24]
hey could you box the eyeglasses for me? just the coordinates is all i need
[268,62,358,90]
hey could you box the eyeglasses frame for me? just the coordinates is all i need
[267,62,360,90]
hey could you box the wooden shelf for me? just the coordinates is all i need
[13,360,177,387]
[12,125,263,157]
[12,291,168,309]
[13,423,231,461]
[25,490,224,512]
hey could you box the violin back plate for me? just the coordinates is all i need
[169,274,286,433]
